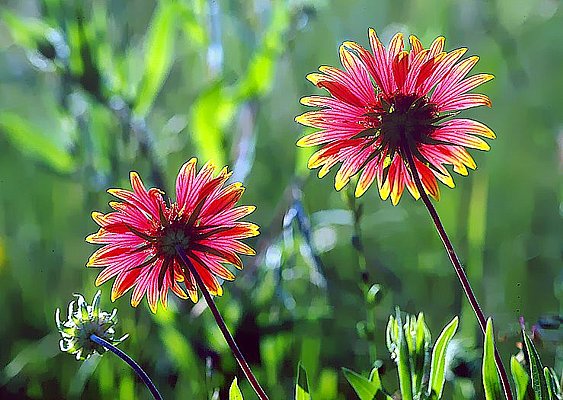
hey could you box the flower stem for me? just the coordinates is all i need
[402,147,513,400]
[175,245,269,400]
[89,334,163,400]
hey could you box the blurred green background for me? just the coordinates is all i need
[0,0,561,398]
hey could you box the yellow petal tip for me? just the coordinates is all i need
[334,179,347,191]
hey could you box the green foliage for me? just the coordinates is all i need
[428,316,459,398]
[342,367,391,400]
[521,331,551,400]
[133,1,179,117]
[229,377,244,400]
[482,319,503,400]
[345,310,459,400]
[295,362,311,400]
[544,367,562,400]
[553,370,563,399]
[386,311,412,399]
[0,112,75,173]
[189,83,233,167]
[509,331,563,400]
[235,2,290,99]
[2,10,54,54]
[189,1,291,168]
[386,309,430,399]
[511,355,533,400]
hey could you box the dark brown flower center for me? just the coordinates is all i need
[158,223,191,256]
[378,93,438,153]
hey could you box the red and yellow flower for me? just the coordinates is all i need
[296,30,495,204]
[87,159,259,313]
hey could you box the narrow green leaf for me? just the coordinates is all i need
[90,1,120,95]
[428,316,459,398]
[510,356,531,400]
[544,367,562,399]
[411,313,430,397]
[299,336,321,386]
[177,2,208,47]
[190,83,233,167]
[368,367,384,391]
[369,368,394,400]
[65,18,84,76]
[2,10,51,50]
[415,313,427,359]
[229,377,243,400]
[235,3,290,99]
[133,1,178,116]
[522,332,549,400]
[396,311,413,400]
[544,368,554,399]
[296,362,311,400]
[0,113,74,173]
[482,319,503,400]
[342,367,379,400]
[404,315,415,361]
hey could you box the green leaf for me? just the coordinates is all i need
[65,18,84,77]
[229,377,243,400]
[368,367,384,391]
[370,368,394,400]
[190,82,233,167]
[0,112,74,173]
[510,356,532,400]
[299,336,321,386]
[343,367,380,400]
[428,316,459,398]
[235,3,290,99]
[295,362,311,400]
[389,310,413,400]
[543,367,562,399]
[414,313,428,359]
[544,368,554,399]
[177,1,208,48]
[522,331,549,400]
[410,313,430,396]
[133,1,178,117]
[90,1,120,95]
[2,10,51,50]
[482,319,503,400]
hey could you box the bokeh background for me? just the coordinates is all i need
[0,0,561,399]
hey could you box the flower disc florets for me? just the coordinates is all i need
[379,94,438,150]
[158,222,191,257]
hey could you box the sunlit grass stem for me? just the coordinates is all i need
[89,334,163,400]
[403,146,513,400]
[346,190,378,363]
[175,245,269,400]
[462,175,489,341]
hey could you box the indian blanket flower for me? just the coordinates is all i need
[56,291,128,360]
[86,159,259,313]
[296,30,495,204]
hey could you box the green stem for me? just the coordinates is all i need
[346,190,378,362]
[175,245,269,400]
[402,147,513,400]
